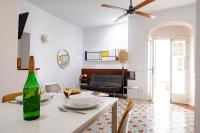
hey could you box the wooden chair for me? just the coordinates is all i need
[117,100,134,133]
[2,92,22,103]
[45,83,61,93]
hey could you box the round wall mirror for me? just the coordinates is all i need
[57,49,70,69]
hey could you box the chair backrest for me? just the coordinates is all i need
[45,83,61,93]
[117,100,134,133]
[2,92,22,103]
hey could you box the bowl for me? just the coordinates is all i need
[70,94,97,106]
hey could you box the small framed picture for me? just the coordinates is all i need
[129,71,135,80]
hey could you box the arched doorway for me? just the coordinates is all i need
[148,21,194,105]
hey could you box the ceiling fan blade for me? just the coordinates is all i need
[113,13,128,22]
[101,4,127,11]
[134,0,155,10]
[135,11,156,19]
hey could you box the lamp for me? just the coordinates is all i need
[119,49,128,65]
[118,49,128,92]
[41,34,49,44]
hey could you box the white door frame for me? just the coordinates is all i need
[149,36,190,104]
[148,39,155,102]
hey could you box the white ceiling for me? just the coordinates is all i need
[26,0,195,29]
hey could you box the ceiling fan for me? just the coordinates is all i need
[101,0,156,22]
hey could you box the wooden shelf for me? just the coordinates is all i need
[17,68,40,70]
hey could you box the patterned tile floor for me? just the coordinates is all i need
[83,99,194,133]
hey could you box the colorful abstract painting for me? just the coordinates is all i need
[85,49,120,61]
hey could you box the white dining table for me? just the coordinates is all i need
[0,93,118,133]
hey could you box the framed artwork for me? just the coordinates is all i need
[129,71,135,80]
[85,49,120,62]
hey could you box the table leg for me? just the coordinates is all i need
[112,101,118,133]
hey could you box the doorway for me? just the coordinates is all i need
[151,38,189,104]
[154,39,171,104]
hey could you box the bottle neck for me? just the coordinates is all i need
[29,60,35,72]
[26,72,38,85]
[28,71,35,74]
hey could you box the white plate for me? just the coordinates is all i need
[15,93,54,103]
[63,98,101,110]
[81,91,93,95]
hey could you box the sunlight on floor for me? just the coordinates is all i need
[83,99,194,133]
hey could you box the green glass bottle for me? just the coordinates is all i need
[23,56,40,121]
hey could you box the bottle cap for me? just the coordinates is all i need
[30,56,34,61]
[29,56,35,72]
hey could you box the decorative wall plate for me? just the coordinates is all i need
[57,49,70,69]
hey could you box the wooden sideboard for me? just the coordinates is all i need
[80,68,130,87]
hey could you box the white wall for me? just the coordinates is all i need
[151,25,192,37]
[84,23,128,69]
[195,0,200,132]
[128,5,195,100]
[19,0,84,89]
[0,0,27,97]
